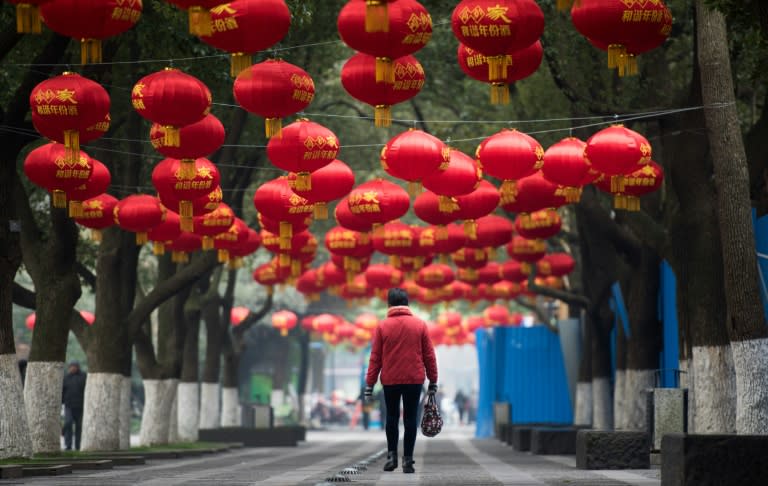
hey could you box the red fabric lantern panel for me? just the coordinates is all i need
[355,313,379,331]
[454,180,501,239]
[415,262,455,289]
[213,218,252,264]
[253,177,314,248]
[296,270,324,299]
[262,229,312,256]
[192,202,234,251]
[515,209,561,240]
[507,235,546,264]
[500,260,528,282]
[337,0,432,83]
[341,53,425,127]
[114,194,165,245]
[372,221,417,257]
[150,114,225,178]
[325,226,373,258]
[541,137,589,203]
[414,190,460,226]
[452,247,488,269]
[422,149,481,210]
[340,274,374,300]
[347,179,410,226]
[365,263,404,290]
[437,310,462,329]
[316,262,347,290]
[490,280,520,300]
[253,260,289,294]
[418,224,466,255]
[478,262,502,285]
[267,119,339,190]
[451,0,544,81]
[466,214,514,249]
[132,69,212,147]
[500,172,565,215]
[464,315,486,333]
[31,72,110,161]
[230,306,250,326]
[585,125,652,178]
[484,304,512,326]
[40,0,142,63]
[74,193,118,241]
[147,210,182,255]
[258,212,310,236]
[23,142,93,208]
[272,310,298,336]
[234,59,314,137]
[335,197,374,233]
[199,0,291,76]
[65,157,110,218]
[620,161,664,211]
[537,252,575,278]
[290,159,354,220]
[160,185,222,219]
[457,40,542,104]
[152,157,220,228]
[476,128,543,203]
[382,129,448,192]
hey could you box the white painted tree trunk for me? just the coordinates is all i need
[613,370,626,429]
[0,354,33,459]
[574,381,592,426]
[690,345,735,433]
[23,361,64,453]
[221,386,240,427]
[118,376,132,450]
[199,382,220,429]
[139,379,178,446]
[168,391,179,443]
[81,372,122,451]
[679,358,694,432]
[730,338,768,434]
[623,369,655,431]
[592,377,613,430]
[177,382,199,442]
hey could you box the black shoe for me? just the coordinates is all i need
[383,451,398,471]
[402,456,415,474]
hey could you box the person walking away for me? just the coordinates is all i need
[62,361,86,450]
[454,390,467,425]
[364,288,438,474]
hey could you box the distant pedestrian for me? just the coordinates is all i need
[18,358,27,387]
[364,288,438,474]
[62,361,86,450]
[454,390,467,424]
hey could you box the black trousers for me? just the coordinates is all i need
[63,406,83,450]
[383,384,422,457]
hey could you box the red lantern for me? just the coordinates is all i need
[537,253,575,277]
[500,260,528,282]
[192,202,234,250]
[259,212,310,237]
[150,114,225,179]
[337,0,432,83]
[313,314,340,334]
[74,193,118,241]
[515,209,561,240]
[501,172,564,216]
[152,157,220,229]
[422,149,481,211]
[230,306,250,326]
[416,263,455,289]
[451,0,544,81]
[571,0,672,76]
[585,125,652,178]
[541,137,589,203]
[484,304,512,326]
[234,59,314,137]
[454,180,501,239]
[478,262,502,285]
[30,72,110,162]
[476,128,543,204]
[437,310,462,329]
[267,119,339,191]
[620,161,664,211]
[23,142,93,209]
[365,263,404,290]
[372,221,417,258]
[290,159,354,220]
[490,280,520,300]
[253,260,289,295]
[341,53,425,127]
[147,210,182,255]
[26,312,36,330]
[341,274,374,301]
[253,177,314,249]
[132,68,212,147]
[507,235,546,268]
[9,0,48,34]
[317,262,347,290]
[325,226,374,277]
[78,310,95,326]
[65,157,110,218]
[40,0,141,63]
[464,315,486,333]
[114,194,165,245]
[457,40,542,104]
[418,224,466,256]
[347,179,410,228]
[356,313,379,331]
[213,218,252,264]
[414,190,460,227]
[452,247,489,271]
[466,214,514,250]
[272,310,298,336]
[160,185,222,220]
[297,269,324,300]
[199,0,291,76]
[335,197,374,233]
[381,129,448,194]
[166,0,221,35]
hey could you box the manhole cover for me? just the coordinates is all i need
[324,474,351,482]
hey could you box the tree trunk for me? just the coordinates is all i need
[221,387,240,427]
[23,362,64,453]
[0,354,33,459]
[81,372,124,451]
[199,382,220,430]
[574,316,593,426]
[168,392,179,443]
[591,314,613,431]
[178,303,201,441]
[613,322,627,430]
[118,375,132,449]
[200,297,224,429]
[297,331,310,424]
[697,0,768,434]
[139,379,178,446]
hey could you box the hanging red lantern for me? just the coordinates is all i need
[454,180,501,239]
[234,59,314,138]
[340,274,374,301]
[150,114,225,179]
[381,129,448,194]
[325,226,374,278]
[571,0,672,76]
[297,269,324,300]
[253,177,314,249]
[192,202,234,250]
[341,53,425,127]
[152,157,220,230]
[452,247,488,273]
[457,40,542,104]
[272,310,298,336]
[422,149,481,211]
[114,194,165,245]
[451,0,544,81]
[476,128,543,204]
[65,157,110,218]
[258,212,310,237]
[372,221,417,261]
[393,255,433,275]
[165,234,201,262]
[620,161,664,211]
[484,304,512,326]
[501,172,565,216]
[9,0,48,34]
[335,197,374,234]
[313,314,340,334]
[414,190,460,227]
[74,193,118,241]
[166,0,221,35]
[40,0,142,63]
[347,179,410,229]
[515,209,561,240]
[490,280,520,300]
[507,235,546,271]
[464,315,486,333]
[132,68,212,147]
[266,119,339,191]
[23,142,93,209]
[160,185,222,221]
[478,262,502,285]
[316,262,347,291]
[289,159,354,220]
[230,306,250,326]
[428,322,446,345]
[337,0,432,83]
[437,310,463,329]
[466,214,514,250]
[147,210,182,255]
[541,137,589,203]
[500,259,528,282]
[365,263,404,290]
[585,125,652,179]
[30,72,110,163]
[418,224,466,257]
[253,260,289,295]
[537,252,575,277]
[416,263,454,289]
[213,218,252,264]
[355,312,379,331]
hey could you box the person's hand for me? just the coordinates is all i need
[428,383,437,396]
[364,386,373,403]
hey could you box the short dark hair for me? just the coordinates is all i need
[388,288,409,307]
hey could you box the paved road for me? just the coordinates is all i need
[4,427,660,485]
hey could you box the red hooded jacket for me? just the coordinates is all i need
[365,306,438,386]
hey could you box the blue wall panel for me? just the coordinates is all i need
[475,328,495,438]
[659,261,679,388]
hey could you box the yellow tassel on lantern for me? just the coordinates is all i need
[607,44,626,70]
[188,6,213,36]
[563,186,582,203]
[375,57,395,84]
[489,83,510,105]
[499,180,518,205]
[407,181,422,197]
[153,241,166,255]
[625,196,640,211]
[202,236,215,250]
[610,175,626,193]
[365,0,389,32]
[63,129,80,164]
[230,53,252,77]
[80,39,102,64]
[556,0,580,11]
[15,3,42,34]
[280,328,288,337]
[291,260,301,277]
[374,105,392,127]
[464,219,478,240]
[68,200,84,218]
[279,253,290,267]
[295,172,312,191]
[136,232,148,245]
[178,201,195,221]
[218,249,229,263]
[279,221,292,250]
[487,247,497,260]
[179,159,197,180]
[52,190,67,209]
[346,272,355,285]
[389,255,401,267]
[313,202,328,220]
[438,196,459,213]
[90,229,103,242]
[486,55,509,82]
[265,285,274,296]
[436,225,448,240]
[265,118,283,138]
[618,53,638,77]
[180,215,193,233]
[162,126,180,147]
